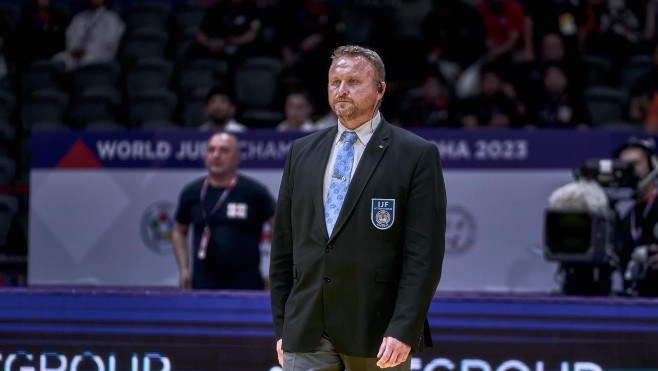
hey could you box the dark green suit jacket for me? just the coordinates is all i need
[270,119,446,357]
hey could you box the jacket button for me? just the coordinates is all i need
[325,244,332,252]
[323,276,331,283]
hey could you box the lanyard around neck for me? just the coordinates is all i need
[200,176,238,223]
[197,176,237,260]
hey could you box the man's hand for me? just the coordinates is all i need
[276,338,284,366]
[376,337,410,368]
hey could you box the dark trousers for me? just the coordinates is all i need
[283,335,412,371]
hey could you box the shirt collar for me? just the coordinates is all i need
[335,111,381,146]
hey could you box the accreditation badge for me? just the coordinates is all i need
[372,198,395,230]
[198,226,210,260]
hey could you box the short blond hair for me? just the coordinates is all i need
[331,45,386,85]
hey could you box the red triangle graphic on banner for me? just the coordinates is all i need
[57,139,103,168]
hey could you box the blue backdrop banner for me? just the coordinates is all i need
[30,128,643,170]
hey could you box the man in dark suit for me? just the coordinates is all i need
[270,45,446,370]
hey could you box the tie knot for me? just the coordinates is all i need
[343,131,358,144]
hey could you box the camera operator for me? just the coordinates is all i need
[616,138,658,296]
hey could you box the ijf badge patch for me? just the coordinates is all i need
[372,198,395,230]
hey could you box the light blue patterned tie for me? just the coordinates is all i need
[325,131,358,235]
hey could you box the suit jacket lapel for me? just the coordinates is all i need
[329,121,391,240]
[312,127,337,240]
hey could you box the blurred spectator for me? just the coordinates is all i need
[10,0,69,68]
[526,64,589,128]
[537,32,584,81]
[523,0,589,60]
[475,0,530,62]
[511,33,586,115]
[52,0,124,71]
[420,0,486,85]
[313,107,337,130]
[628,41,658,132]
[456,61,522,128]
[584,0,658,74]
[199,85,247,132]
[273,0,338,109]
[172,132,275,290]
[186,0,262,71]
[276,90,318,132]
[402,71,455,128]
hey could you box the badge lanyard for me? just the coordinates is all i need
[198,176,238,260]
[631,188,657,245]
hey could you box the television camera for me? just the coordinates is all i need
[543,157,643,295]
[544,137,658,296]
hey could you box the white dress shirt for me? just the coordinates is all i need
[323,112,381,203]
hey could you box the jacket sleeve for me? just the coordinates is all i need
[269,143,295,340]
[385,143,446,350]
